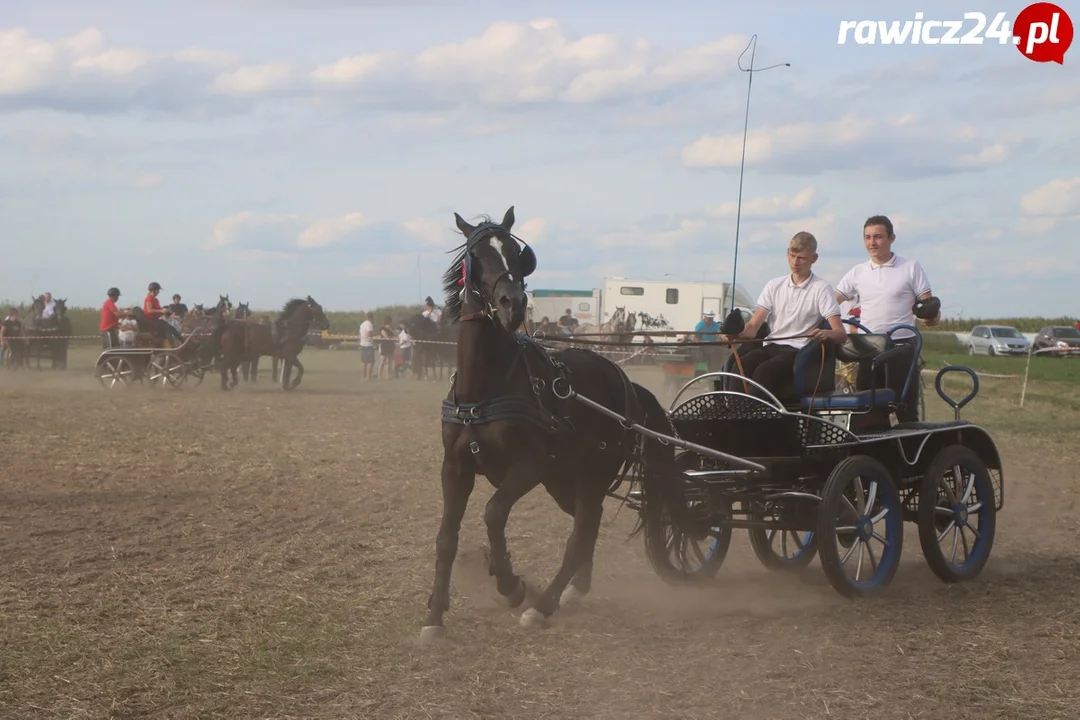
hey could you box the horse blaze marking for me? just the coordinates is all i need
[489,237,513,281]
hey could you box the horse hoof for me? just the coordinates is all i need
[419,625,446,646]
[560,585,585,610]
[519,608,548,630]
[504,579,527,608]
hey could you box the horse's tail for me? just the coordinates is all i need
[627,381,696,555]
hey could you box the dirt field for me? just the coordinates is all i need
[2,346,1080,719]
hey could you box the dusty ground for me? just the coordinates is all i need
[2,347,1080,719]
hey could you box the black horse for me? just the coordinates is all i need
[403,313,458,380]
[275,296,330,391]
[420,206,696,644]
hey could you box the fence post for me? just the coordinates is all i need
[1019,346,1033,408]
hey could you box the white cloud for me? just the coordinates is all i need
[210,62,293,95]
[134,172,164,189]
[711,187,819,220]
[296,212,369,248]
[682,114,1017,177]
[207,210,301,249]
[0,20,748,114]
[402,218,448,247]
[1020,176,1080,217]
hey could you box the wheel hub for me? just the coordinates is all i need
[954,503,969,526]
[856,516,874,542]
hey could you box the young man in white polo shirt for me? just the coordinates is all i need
[834,215,940,422]
[727,231,847,400]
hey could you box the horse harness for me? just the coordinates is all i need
[441,332,575,466]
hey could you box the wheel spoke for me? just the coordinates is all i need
[960,468,976,504]
[854,477,867,515]
[871,531,889,547]
[871,506,889,523]
[840,540,858,565]
[938,475,958,504]
[864,481,878,514]
[949,524,961,563]
[865,541,878,574]
[937,520,956,543]
[854,543,865,581]
[959,525,971,561]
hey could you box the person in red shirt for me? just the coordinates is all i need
[100,287,129,348]
[142,281,183,346]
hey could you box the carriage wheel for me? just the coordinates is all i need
[148,353,186,389]
[817,455,904,598]
[98,357,135,389]
[642,453,732,583]
[917,445,996,583]
[747,506,819,571]
[186,362,205,387]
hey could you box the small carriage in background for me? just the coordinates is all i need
[95,330,206,390]
[624,318,1003,597]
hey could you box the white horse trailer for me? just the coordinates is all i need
[600,278,755,341]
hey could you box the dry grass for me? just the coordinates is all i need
[2,348,1080,719]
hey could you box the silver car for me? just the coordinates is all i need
[967,325,1031,356]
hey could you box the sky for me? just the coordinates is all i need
[1,0,1077,318]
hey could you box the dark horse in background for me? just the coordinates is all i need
[24,295,72,370]
[214,296,329,391]
[232,301,282,385]
[420,206,697,644]
[403,313,459,380]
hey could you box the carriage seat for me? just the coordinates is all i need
[799,332,912,412]
[800,387,896,411]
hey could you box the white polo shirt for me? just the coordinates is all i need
[756,272,842,349]
[835,254,931,339]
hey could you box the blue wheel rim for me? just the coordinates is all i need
[930,462,991,571]
[764,529,815,561]
[684,527,723,573]
[832,473,901,589]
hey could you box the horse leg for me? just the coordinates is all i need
[542,474,595,610]
[280,358,292,390]
[484,463,543,610]
[420,457,477,644]
[272,356,280,384]
[290,357,304,389]
[521,488,605,629]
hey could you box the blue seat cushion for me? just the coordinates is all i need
[800,388,896,411]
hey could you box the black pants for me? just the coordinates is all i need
[738,343,799,400]
[856,339,920,422]
[101,329,119,349]
[153,318,184,344]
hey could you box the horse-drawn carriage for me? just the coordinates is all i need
[419,206,1002,643]
[95,330,205,390]
[626,320,1001,597]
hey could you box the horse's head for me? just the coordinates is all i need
[446,205,535,333]
[235,301,250,319]
[216,295,231,317]
[192,304,205,317]
[31,295,44,317]
[304,296,331,331]
[55,298,67,319]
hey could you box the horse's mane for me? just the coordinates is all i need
[279,297,308,320]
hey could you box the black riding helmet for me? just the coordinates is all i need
[148,282,161,292]
[108,287,121,298]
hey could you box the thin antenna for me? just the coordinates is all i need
[729,34,791,317]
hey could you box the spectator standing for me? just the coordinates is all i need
[359,312,375,380]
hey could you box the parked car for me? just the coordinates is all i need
[967,325,1031,356]
[1032,326,1080,357]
